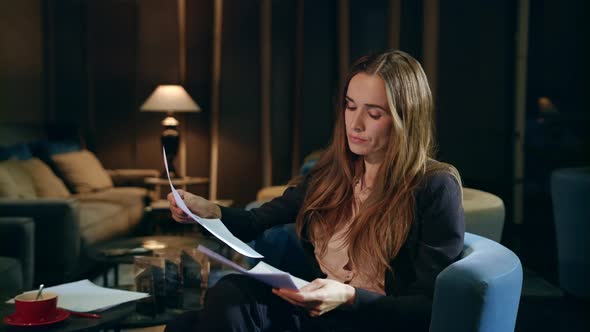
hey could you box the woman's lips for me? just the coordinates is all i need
[348,134,367,144]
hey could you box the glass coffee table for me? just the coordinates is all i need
[111,287,200,329]
[3,234,243,331]
[87,234,225,329]
[89,235,220,286]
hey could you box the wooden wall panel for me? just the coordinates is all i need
[271,0,297,185]
[51,0,88,128]
[185,0,214,196]
[87,0,138,168]
[350,0,388,61]
[291,0,304,177]
[261,0,272,187]
[300,0,338,161]
[0,0,43,125]
[437,0,516,212]
[400,0,424,61]
[217,0,262,206]
[135,0,181,172]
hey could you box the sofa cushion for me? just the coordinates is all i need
[74,187,148,228]
[20,158,70,198]
[0,167,18,199]
[51,150,114,194]
[77,201,128,245]
[462,188,505,243]
[0,160,37,199]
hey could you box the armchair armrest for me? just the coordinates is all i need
[430,233,522,332]
[0,199,80,286]
[106,168,160,187]
[0,217,35,291]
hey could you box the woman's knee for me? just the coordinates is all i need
[201,274,268,328]
[205,274,263,305]
[164,310,200,332]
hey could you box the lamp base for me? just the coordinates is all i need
[163,157,180,179]
[161,127,180,179]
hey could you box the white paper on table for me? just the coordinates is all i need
[197,245,308,290]
[5,279,149,312]
[163,147,263,258]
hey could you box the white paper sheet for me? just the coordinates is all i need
[197,245,308,290]
[163,147,263,258]
[6,280,149,312]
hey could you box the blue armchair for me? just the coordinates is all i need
[252,226,523,332]
[430,233,522,332]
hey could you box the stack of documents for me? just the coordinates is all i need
[163,148,309,290]
[6,280,149,312]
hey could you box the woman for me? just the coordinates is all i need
[167,50,464,331]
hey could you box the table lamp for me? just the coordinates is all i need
[140,85,201,178]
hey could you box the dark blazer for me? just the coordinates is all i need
[219,172,464,331]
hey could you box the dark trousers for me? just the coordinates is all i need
[165,274,365,332]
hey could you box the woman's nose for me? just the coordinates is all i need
[351,111,365,132]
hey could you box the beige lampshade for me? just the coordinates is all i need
[140,85,201,113]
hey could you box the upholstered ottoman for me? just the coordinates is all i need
[462,188,505,243]
[551,167,590,298]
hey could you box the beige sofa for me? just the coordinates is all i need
[0,151,158,286]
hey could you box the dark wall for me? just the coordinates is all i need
[5,0,586,215]
[135,0,179,171]
[400,0,423,62]
[437,0,516,219]
[522,0,590,283]
[300,0,339,160]
[527,0,590,119]
[185,0,214,195]
[216,0,262,205]
[271,0,297,185]
[0,0,44,125]
[87,0,138,168]
[350,0,388,61]
[526,0,590,166]
[50,0,88,127]
[87,0,212,197]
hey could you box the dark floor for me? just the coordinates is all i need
[511,220,590,332]
[516,293,590,332]
[508,173,590,331]
[513,251,590,330]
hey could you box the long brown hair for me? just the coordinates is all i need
[295,50,461,284]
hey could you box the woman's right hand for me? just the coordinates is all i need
[167,189,221,223]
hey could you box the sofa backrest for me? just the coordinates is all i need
[0,124,84,150]
[0,124,46,147]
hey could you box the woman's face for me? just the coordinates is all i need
[344,73,393,163]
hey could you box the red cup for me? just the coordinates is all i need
[14,291,58,322]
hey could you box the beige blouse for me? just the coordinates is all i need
[313,222,385,295]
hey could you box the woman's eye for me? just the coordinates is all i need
[346,104,357,110]
[369,112,381,119]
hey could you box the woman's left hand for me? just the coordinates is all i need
[272,279,356,317]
